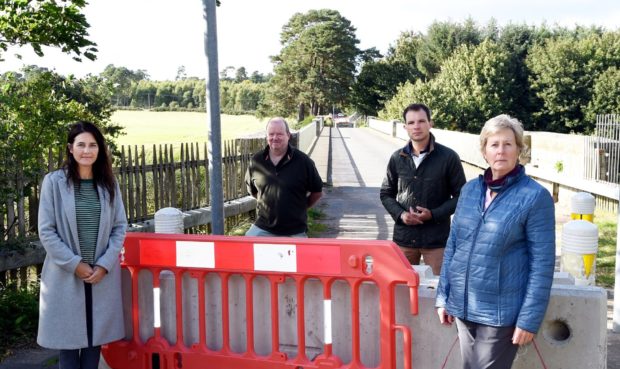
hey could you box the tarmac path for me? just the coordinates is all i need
[316,126,402,240]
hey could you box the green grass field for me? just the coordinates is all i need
[111,110,266,146]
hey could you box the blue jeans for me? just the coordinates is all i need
[245,224,307,238]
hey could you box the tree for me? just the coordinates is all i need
[235,66,247,82]
[351,32,425,116]
[0,0,97,61]
[585,67,620,123]
[527,31,620,133]
[416,18,484,79]
[265,9,363,119]
[386,31,425,79]
[350,60,409,116]
[220,66,235,81]
[495,23,546,128]
[381,40,514,133]
[100,64,149,106]
[176,65,187,80]
[250,71,266,83]
[0,67,118,238]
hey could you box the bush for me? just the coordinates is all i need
[293,115,316,130]
[0,282,39,360]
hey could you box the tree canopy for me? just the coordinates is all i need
[369,21,620,134]
[0,0,97,61]
[263,9,363,119]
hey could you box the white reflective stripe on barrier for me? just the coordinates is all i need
[153,287,161,328]
[324,299,332,344]
[254,244,297,272]
[176,241,215,268]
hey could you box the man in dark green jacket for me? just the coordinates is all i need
[380,103,466,274]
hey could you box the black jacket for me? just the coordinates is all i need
[380,134,466,248]
[246,144,323,235]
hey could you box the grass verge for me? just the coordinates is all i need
[226,207,326,237]
[595,210,617,288]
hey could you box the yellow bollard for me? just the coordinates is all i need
[571,213,594,222]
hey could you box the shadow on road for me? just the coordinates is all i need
[315,186,392,240]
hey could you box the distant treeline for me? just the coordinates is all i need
[103,65,270,116]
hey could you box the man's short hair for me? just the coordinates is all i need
[402,103,432,123]
[266,117,291,135]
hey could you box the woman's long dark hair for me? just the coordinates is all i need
[63,121,116,203]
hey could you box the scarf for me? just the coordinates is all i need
[483,164,522,193]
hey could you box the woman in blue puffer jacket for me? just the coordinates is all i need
[435,114,555,369]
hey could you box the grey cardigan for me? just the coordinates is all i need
[37,170,127,349]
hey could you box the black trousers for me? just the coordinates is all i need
[455,318,519,369]
[59,283,101,369]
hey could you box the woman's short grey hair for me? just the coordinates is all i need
[479,114,526,154]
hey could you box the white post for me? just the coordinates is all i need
[613,187,620,332]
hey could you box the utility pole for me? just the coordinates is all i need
[614,185,620,332]
[202,0,224,234]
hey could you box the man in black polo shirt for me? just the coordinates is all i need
[245,117,323,237]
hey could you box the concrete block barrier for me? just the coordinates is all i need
[109,269,606,369]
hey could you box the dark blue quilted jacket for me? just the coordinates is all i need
[436,167,555,333]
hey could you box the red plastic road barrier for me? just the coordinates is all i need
[102,233,419,369]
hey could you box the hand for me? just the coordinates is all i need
[401,206,432,225]
[437,307,454,326]
[414,206,432,221]
[83,265,108,284]
[75,262,94,280]
[512,327,534,346]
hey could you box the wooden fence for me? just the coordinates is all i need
[117,137,264,224]
[0,137,264,242]
[0,137,265,287]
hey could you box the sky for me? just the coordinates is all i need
[1,0,619,81]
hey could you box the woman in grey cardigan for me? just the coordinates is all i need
[38,121,127,369]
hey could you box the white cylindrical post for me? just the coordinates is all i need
[155,207,184,234]
[570,192,596,222]
[561,220,599,286]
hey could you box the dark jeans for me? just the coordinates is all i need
[59,283,100,369]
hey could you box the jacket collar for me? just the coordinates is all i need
[400,133,436,157]
[478,165,526,192]
[57,170,80,249]
[262,144,294,164]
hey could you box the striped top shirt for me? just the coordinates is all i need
[75,179,101,265]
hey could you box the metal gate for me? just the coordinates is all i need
[584,114,620,184]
